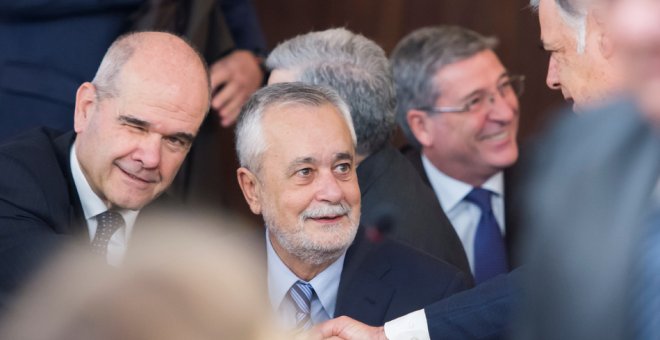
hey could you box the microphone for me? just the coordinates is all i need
[362,205,396,243]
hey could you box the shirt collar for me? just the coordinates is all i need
[70,145,139,231]
[266,231,345,318]
[421,154,504,211]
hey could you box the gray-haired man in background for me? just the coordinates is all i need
[265,28,470,276]
[531,0,624,110]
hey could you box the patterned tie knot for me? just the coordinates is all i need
[464,187,494,214]
[288,280,314,329]
[91,210,125,256]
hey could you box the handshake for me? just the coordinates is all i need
[294,317,388,340]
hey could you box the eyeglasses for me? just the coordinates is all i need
[417,75,525,114]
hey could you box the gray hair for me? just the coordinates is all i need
[530,0,588,53]
[390,26,498,148]
[235,82,357,174]
[266,28,395,156]
[92,32,212,105]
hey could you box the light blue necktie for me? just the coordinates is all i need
[465,188,508,284]
[631,213,660,339]
[288,280,314,329]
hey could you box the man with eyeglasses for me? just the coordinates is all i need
[315,26,524,340]
[391,26,523,285]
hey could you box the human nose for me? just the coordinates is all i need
[314,170,344,203]
[546,56,561,90]
[132,134,161,169]
[487,92,517,122]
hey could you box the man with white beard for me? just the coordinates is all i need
[234,82,468,330]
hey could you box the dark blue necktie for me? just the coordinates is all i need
[465,188,508,284]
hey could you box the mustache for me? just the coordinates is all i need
[301,202,351,220]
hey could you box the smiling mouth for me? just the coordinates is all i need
[117,166,158,184]
[309,215,344,223]
[481,131,509,142]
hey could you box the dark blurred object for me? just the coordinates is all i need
[515,99,660,340]
[0,0,142,143]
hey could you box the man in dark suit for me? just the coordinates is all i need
[0,31,210,305]
[265,28,470,276]
[390,26,524,282]
[235,83,469,328]
[516,0,660,337]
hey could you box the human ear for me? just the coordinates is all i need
[407,109,434,147]
[236,167,263,215]
[73,82,98,133]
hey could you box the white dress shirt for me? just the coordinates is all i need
[382,156,508,340]
[266,232,345,329]
[70,146,139,266]
[421,155,506,273]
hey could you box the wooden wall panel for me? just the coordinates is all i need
[251,0,567,143]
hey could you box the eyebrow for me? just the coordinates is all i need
[118,114,195,144]
[285,152,354,173]
[458,71,510,102]
[287,156,316,174]
[335,152,353,162]
[118,115,150,129]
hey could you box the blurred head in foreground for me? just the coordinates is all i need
[0,213,288,340]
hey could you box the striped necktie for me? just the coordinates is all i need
[288,280,314,329]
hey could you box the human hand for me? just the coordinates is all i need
[314,316,388,340]
[209,50,264,127]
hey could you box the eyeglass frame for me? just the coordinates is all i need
[416,74,525,115]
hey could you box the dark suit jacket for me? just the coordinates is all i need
[515,99,660,340]
[0,128,85,304]
[401,146,523,268]
[330,227,470,325]
[0,1,142,142]
[0,128,172,307]
[357,145,470,277]
[425,267,523,340]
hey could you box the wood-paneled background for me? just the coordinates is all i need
[252,0,566,142]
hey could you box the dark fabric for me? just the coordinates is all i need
[465,188,508,284]
[0,0,143,143]
[425,267,523,340]
[0,128,84,306]
[0,127,174,308]
[515,99,660,340]
[401,146,523,268]
[334,227,470,326]
[356,145,470,278]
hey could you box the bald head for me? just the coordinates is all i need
[73,31,211,210]
[93,31,211,110]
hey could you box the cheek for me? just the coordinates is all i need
[342,181,361,205]
[160,151,187,178]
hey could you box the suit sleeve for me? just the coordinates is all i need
[424,268,523,340]
[0,153,72,306]
[219,0,267,55]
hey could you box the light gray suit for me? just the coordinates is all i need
[515,99,660,340]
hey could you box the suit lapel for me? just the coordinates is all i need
[335,228,395,326]
[52,131,87,236]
